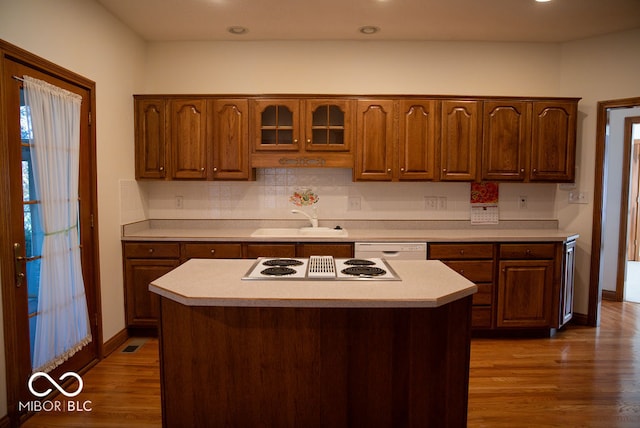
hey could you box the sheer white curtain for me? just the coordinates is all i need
[23,75,92,373]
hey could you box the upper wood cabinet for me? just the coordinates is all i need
[482,99,578,182]
[482,101,531,181]
[440,100,481,181]
[355,99,439,181]
[398,100,438,180]
[251,98,354,168]
[208,99,251,180]
[530,101,577,182]
[170,99,208,179]
[135,98,167,179]
[135,94,579,182]
[355,100,395,181]
[135,96,253,181]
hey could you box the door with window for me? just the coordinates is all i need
[2,52,100,423]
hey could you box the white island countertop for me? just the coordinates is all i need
[149,258,477,309]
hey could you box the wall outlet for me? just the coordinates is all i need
[568,191,589,204]
[175,195,184,209]
[437,196,447,210]
[519,195,528,209]
[424,196,438,210]
[348,196,362,211]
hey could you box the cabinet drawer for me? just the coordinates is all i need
[499,243,556,259]
[183,243,242,259]
[443,260,494,282]
[429,243,494,259]
[124,242,180,259]
[245,244,296,258]
[473,282,493,306]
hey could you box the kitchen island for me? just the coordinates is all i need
[150,258,476,428]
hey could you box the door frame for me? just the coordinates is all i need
[0,39,103,425]
[590,97,640,325]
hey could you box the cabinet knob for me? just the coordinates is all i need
[148,248,154,254]
[307,139,311,144]
[400,167,405,172]
[213,167,218,172]
[200,167,205,172]
[442,168,447,172]
[526,249,531,255]
[520,168,525,172]
[459,269,465,274]
[459,249,464,255]
[210,249,215,254]
[533,168,537,173]
[293,139,299,144]
[387,169,392,173]
[159,166,164,171]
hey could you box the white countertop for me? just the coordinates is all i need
[149,258,477,308]
[123,219,579,242]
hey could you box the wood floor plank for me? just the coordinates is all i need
[21,300,640,427]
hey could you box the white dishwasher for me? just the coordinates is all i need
[354,242,427,260]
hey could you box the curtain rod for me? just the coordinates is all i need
[12,75,25,82]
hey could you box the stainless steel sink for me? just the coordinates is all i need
[250,227,348,238]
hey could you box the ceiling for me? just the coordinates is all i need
[97,0,640,43]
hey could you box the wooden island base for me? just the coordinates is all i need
[158,295,473,428]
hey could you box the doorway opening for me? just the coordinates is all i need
[623,118,640,303]
[591,98,640,326]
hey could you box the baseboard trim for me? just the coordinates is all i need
[0,413,10,428]
[602,290,618,301]
[102,328,129,357]
[571,312,588,326]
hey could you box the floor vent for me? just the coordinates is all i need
[121,338,148,353]
[121,345,139,353]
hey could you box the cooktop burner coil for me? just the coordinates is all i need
[262,259,304,267]
[261,267,297,276]
[341,266,387,277]
[344,259,376,266]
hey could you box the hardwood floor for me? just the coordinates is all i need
[22,300,640,427]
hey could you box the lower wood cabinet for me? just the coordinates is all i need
[123,242,180,332]
[429,239,576,334]
[123,240,354,332]
[428,243,495,329]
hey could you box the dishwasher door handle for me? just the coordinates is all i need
[382,251,401,257]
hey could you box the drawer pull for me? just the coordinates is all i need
[459,249,464,255]
[148,248,154,254]
[526,249,531,255]
[459,269,464,274]
[210,249,216,254]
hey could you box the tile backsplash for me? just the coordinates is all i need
[120,169,558,224]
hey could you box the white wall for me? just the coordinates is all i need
[0,1,146,417]
[558,28,640,312]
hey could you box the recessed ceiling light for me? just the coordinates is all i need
[535,0,552,2]
[359,26,380,35]
[227,26,248,35]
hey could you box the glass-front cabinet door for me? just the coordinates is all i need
[253,99,300,151]
[305,99,353,152]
